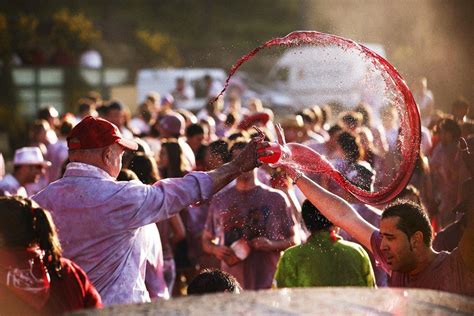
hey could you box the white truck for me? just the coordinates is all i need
[260,43,387,112]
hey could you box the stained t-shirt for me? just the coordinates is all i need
[0,257,101,315]
[370,230,474,296]
[205,183,294,290]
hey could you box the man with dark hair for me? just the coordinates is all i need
[186,123,205,154]
[187,269,241,295]
[284,169,474,296]
[275,200,375,288]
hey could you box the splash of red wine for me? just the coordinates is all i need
[219,31,420,205]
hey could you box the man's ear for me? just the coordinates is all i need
[102,146,112,165]
[411,231,424,249]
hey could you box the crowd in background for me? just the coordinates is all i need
[0,74,473,314]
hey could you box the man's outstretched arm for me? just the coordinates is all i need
[295,174,377,252]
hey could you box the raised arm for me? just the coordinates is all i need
[295,174,377,252]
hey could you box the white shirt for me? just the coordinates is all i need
[32,162,212,305]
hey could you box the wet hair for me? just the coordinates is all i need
[0,196,63,277]
[129,153,160,184]
[382,200,433,246]
[187,269,241,295]
[186,123,205,138]
[337,131,362,162]
[208,140,231,163]
[302,199,333,232]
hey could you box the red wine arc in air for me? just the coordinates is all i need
[216,31,421,205]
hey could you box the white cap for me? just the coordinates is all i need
[13,147,51,167]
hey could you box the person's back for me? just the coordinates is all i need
[275,200,375,288]
[32,162,201,304]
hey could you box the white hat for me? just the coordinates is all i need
[13,147,51,167]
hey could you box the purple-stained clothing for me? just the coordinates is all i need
[205,183,295,290]
[144,224,169,300]
[370,230,474,296]
[0,174,28,197]
[32,162,212,305]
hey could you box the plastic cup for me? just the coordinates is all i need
[258,142,282,164]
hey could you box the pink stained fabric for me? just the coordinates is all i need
[370,230,474,296]
[205,183,295,290]
[32,162,213,305]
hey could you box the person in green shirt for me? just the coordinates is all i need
[274,199,375,288]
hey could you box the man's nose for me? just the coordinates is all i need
[380,239,388,250]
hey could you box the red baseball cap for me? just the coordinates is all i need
[67,116,138,150]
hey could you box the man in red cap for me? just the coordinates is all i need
[32,116,270,305]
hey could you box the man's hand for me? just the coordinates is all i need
[232,127,271,173]
[213,245,236,261]
[250,237,274,251]
[213,245,241,266]
[208,126,271,194]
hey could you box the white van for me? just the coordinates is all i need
[136,68,226,110]
[261,43,386,111]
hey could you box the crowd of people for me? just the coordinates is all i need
[0,75,473,314]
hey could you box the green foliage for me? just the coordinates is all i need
[49,9,101,51]
[135,30,182,67]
